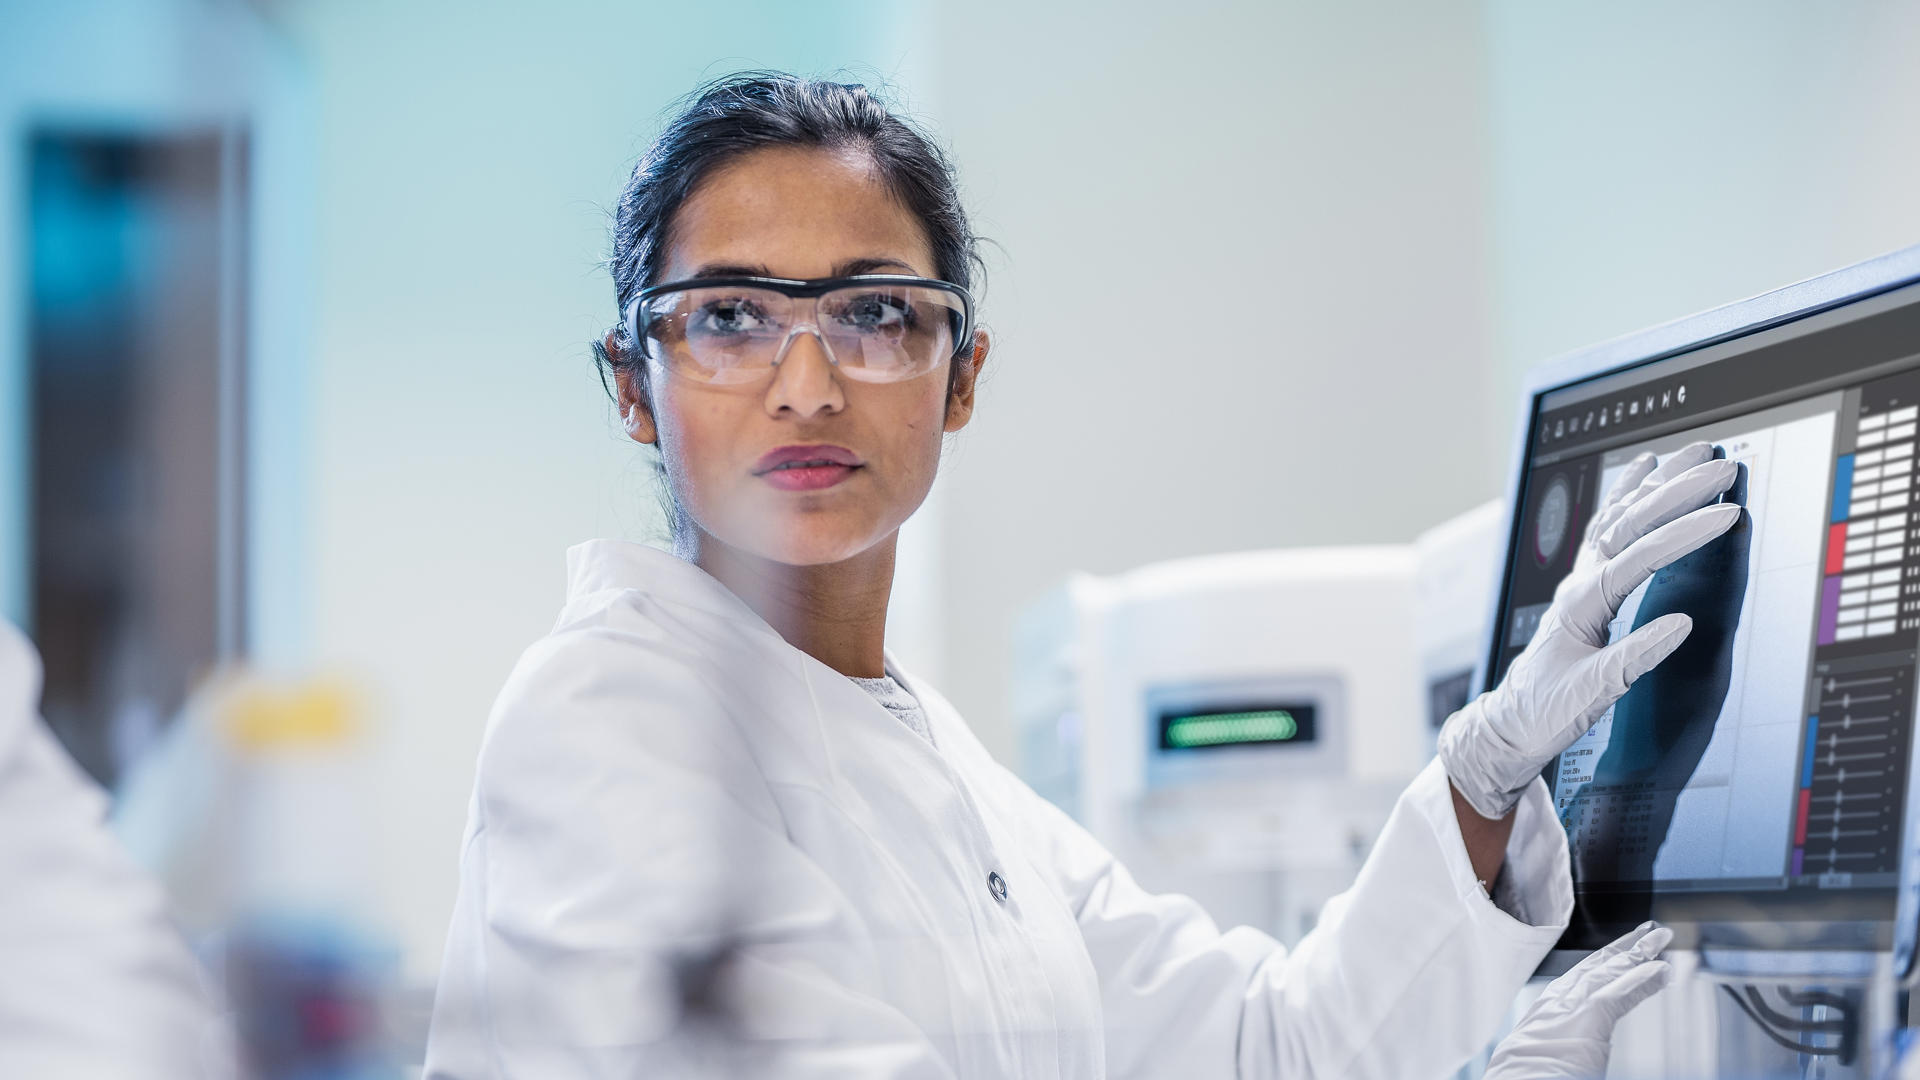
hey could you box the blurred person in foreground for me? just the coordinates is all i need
[425,73,1735,1078]
[0,618,226,1077]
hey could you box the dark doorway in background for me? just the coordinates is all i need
[26,128,248,787]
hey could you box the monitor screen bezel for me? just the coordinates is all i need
[1484,244,1920,981]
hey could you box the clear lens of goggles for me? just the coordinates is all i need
[637,283,965,384]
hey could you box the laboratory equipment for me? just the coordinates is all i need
[1416,499,1506,754]
[1013,543,1434,944]
[1489,241,1920,1076]
[114,672,403,1079]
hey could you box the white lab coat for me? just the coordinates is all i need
[425,540,1574,1079]
[0,619,221,1078]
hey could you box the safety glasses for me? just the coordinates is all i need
[624,274,975,386]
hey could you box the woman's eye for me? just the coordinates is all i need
[693,300,770,335]
[836,295,912,332]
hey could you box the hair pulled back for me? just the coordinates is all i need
[594,71,983,402]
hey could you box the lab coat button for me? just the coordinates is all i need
[987,870,1008,903]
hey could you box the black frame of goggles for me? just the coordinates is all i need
[624,273,977,364]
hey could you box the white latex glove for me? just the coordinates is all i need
[1440,442,1741,819]
[1484,922,1674,1080]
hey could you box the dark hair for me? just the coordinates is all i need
[593,71,984,404]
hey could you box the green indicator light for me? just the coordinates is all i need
[1164,709,1299,749]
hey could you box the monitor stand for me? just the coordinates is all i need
[1595,950,1902,1079]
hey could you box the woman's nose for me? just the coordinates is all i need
[764,326,846,418]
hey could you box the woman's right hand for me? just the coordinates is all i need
[1439,442,1741,820]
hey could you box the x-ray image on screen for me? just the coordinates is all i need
[1555,408,1837,891]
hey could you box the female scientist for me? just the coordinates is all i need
[425,74,1740,1079]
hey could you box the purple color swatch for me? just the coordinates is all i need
[1818,575,1843,645]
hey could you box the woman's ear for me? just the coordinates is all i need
[943,327,991,433]
[610,334,659,445]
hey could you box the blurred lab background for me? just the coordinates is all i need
[4,0,1920,1070]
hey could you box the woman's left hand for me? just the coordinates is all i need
[1438,442,1740,821]
[1483,922,1673,1080]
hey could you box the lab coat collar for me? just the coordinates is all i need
[564,538,783,641]
[565,539,953,751]
[564,541,922,687]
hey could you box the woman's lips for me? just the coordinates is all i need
[754,444,864,491]
[760,463,859,491]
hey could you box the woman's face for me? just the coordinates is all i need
[619,145,986,568]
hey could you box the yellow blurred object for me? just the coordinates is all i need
[221,680,360,748]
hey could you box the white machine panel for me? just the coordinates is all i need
[1014,541,1454,942]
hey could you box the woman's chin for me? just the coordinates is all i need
[762,537,882,568]
[719,517,890,569]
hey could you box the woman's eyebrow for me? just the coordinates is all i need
[834,257,918,276]
[680,257,921,281]
[685,262,772,279]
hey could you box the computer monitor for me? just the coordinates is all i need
[1487,245,1920,979]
